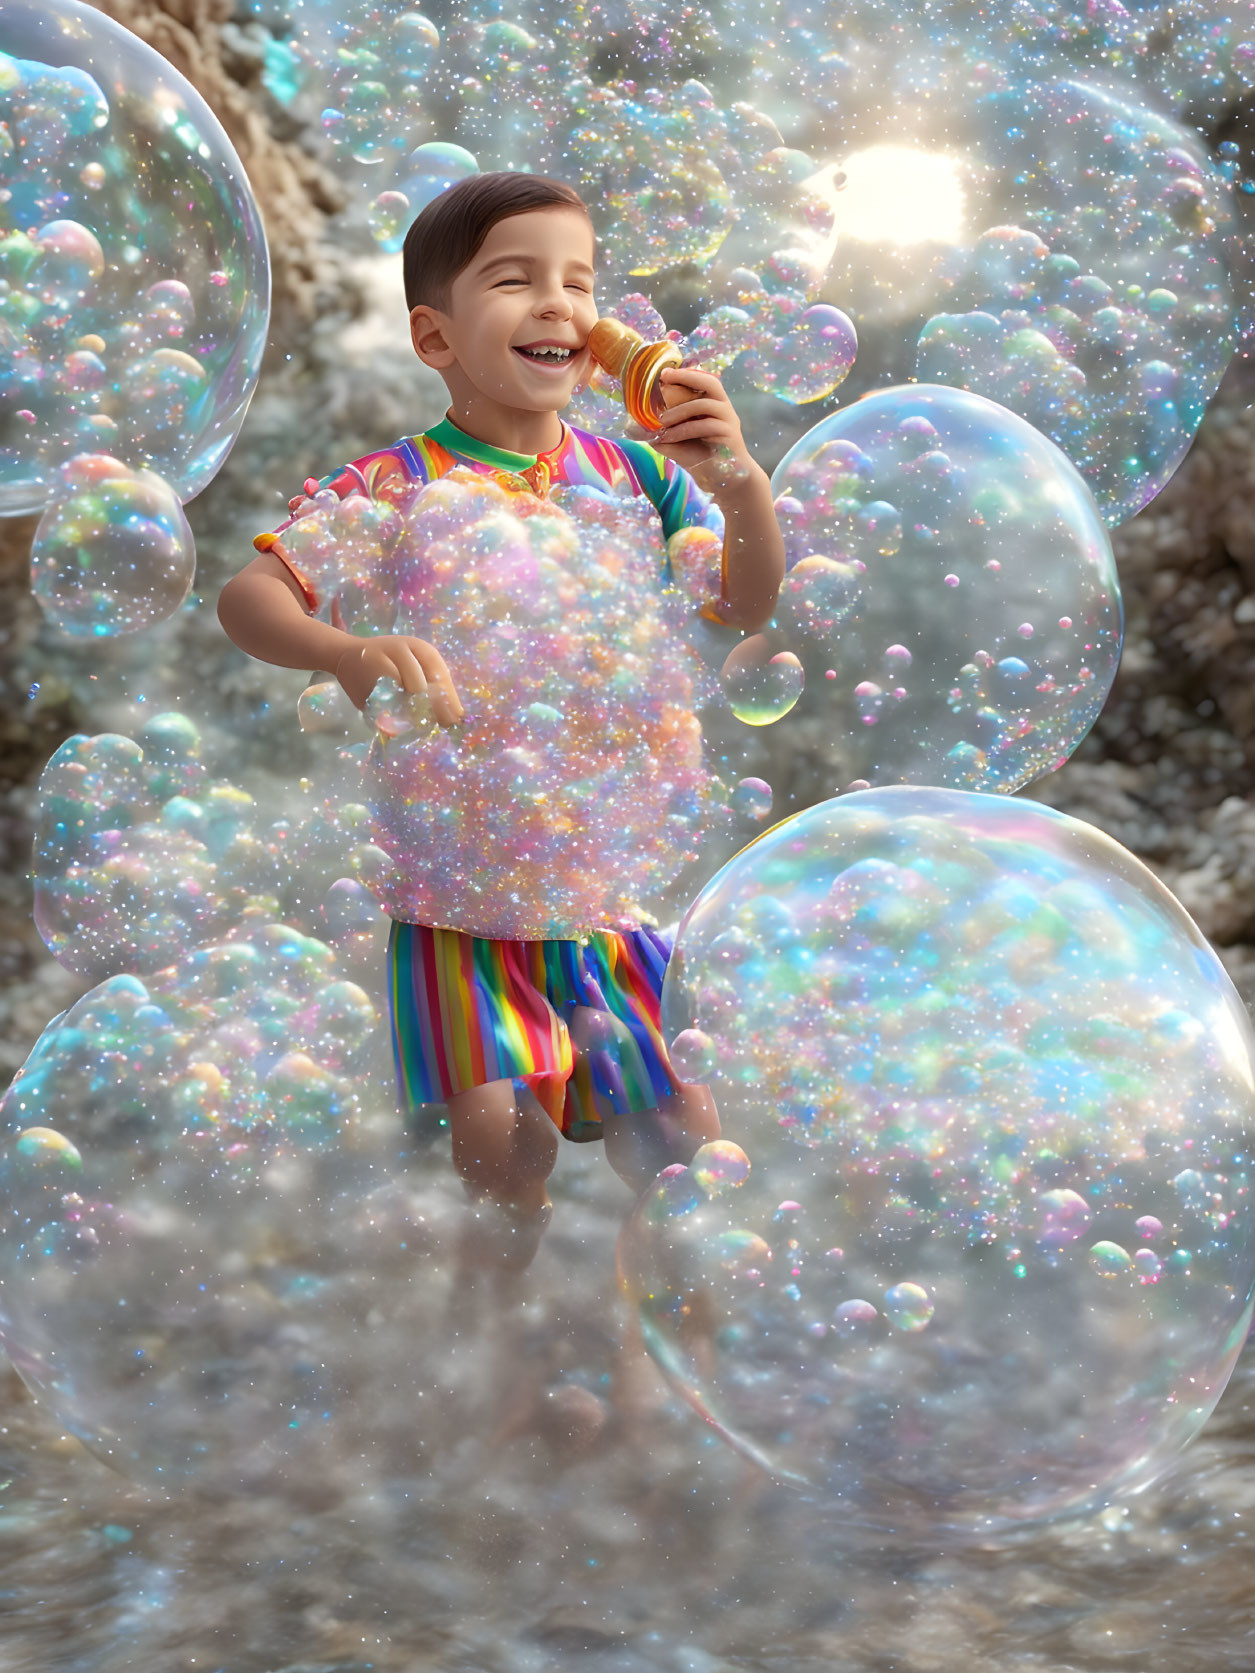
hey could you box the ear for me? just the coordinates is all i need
[410,304,456,368]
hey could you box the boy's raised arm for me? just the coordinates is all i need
[650,364,785,633]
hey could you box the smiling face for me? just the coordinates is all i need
[409,205,598,449]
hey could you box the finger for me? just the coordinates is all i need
[654,421,740,446]
[387,644,431,698]
[660,365,725,397]
[656,397,729,425]
[407,640,465,724]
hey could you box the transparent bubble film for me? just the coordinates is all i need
[765,385,1122,792]
[277,468,732,940]
[0,0,269,512]
[619,786,1255,1534]
[0,924,389,1483]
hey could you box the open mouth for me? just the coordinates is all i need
[513,344,579,365]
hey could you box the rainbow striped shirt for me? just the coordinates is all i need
[256,415,721,612]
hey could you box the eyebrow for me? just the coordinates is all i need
[474,252,596,279]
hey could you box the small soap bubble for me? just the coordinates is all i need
[1133,1248,1163,1284]
[720,639,804,726]
[30,455,195,637]
[668,1029,718,1084]
[730,777,773,822]
[297,680,356,735]
[1134,1214,1163,1242]
[690,1140,751,1196]
[367,190,411,252]
[1036,1187,1092,1246]
[833,1298,879,1337]
[397,142,478,215]
[713,1229,771,1275]
[1089,1240,1135,1277]
[883,1281,934,1332]
[13,1127,83,1176]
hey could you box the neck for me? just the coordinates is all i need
[443,384,565,457]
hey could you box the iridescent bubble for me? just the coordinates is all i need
[883,1281,934,1333]
[713,1229,771,1275]
[689,1139,751,1195]
[730,777,774,822]
[1136,1214,1165,1243]
[783,65,1234,523]
[397,141,479,215]
[13,1127,83,1176]
[30,455,195,636]
[620,786,1255,1532]
[720,638,804,726]
[1037,1187,1093,1248]
[0,0,268,510]
[833,1298,879,1338]
[1089,1240,1135,1278]
[767,386,1122,791]
[320,878,380,940]
[668,1028,719,1084]
[363,677,436,742]
[297,679,357,735]
[742,302,857,403]
[367,189,411,253]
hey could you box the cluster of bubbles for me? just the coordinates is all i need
[32,713,379,983]
[256,0,1242,519]
[615,786,1255,1532]
[726,384,1122,792]
[0,921,387,1481]
[29,455,195,637]
[0,0,268,515]
[275,467,732,940]
[907,80,1237,523]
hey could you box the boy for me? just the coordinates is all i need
[219,173,784,1269]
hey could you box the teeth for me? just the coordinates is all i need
[521,346,572,361]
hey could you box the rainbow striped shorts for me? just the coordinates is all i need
[386,920,679,1142]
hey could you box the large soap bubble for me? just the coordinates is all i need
[32,714,365,982]
[0,0,269,511]
[0,926,392,1484]
[785,72,1235,522]
[276,469,731,940]
[619,787,1255,1535]
[29,455,195,636]
[765,384,1121,792]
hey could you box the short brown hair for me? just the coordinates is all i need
[402,172,590,312]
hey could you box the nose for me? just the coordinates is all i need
[533,275,573,320]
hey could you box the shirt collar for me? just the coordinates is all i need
[423,414,568,472]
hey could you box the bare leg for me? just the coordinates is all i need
[602,1083,721,1195]
[446,1078,558,1214]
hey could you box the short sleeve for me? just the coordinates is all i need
[616,439,726,615]
[616,439,723,543]
[250,442,429,614]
